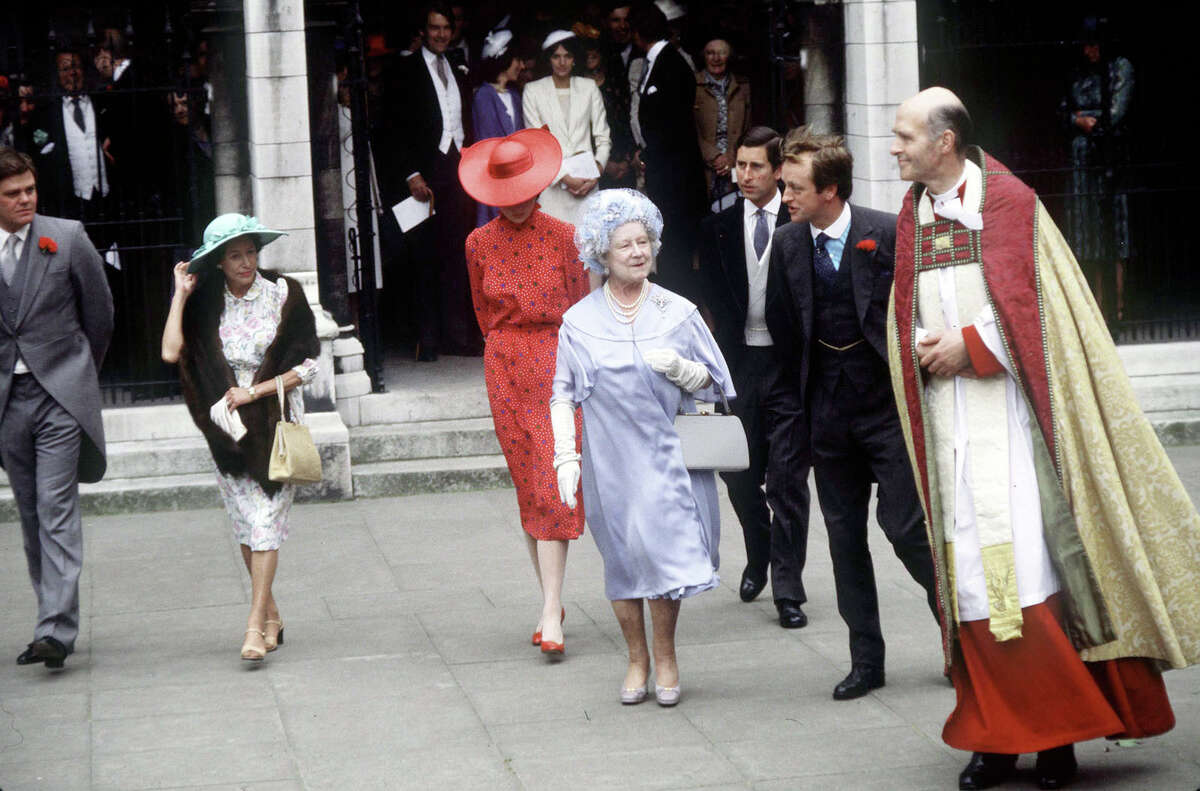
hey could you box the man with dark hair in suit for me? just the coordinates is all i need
[0,146,113,669]
[630,2,706,302]
[698,125,810,629]
[386,2,479,360]
[36,49,115,224]
[765,128,937,700]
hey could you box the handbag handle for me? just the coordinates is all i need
[275,375,289,423]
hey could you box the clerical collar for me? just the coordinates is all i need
[930,166,968,204]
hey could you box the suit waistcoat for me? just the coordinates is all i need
[812,257,882,391]
[0,231,33,327]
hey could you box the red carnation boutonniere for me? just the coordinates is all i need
[38,236,58,254]
[856,239,877,253]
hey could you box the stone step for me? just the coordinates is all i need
[356,385,491,425]
[1147,410,1200,447]
[349,418,500,463]
[1117,341,1200,378]
[352,454,512,499]
[1131,373,1200,414]
[103,436,216,479]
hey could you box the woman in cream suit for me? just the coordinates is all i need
[522,31,611,225]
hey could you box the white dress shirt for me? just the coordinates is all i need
[0,222,32,374]
[61,95,110,200]
[742,190,782,346]
[421,46,464,156]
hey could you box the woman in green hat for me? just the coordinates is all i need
[162,213,320,662]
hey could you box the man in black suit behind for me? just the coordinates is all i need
[765,128,937,700]
[386,2,479,360]
[630,4,706,302]
[698,126,810,629]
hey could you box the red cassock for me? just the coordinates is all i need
[465,208,589,540]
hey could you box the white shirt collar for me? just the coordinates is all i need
[811,201,851,240]
[743,189,782,222]
[0,223,31,245]
[421,46,445,66]
[646,39,668,65]
[224,272,266,302]
[62,94,90,107]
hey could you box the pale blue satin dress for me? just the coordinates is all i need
[552,284,735,600]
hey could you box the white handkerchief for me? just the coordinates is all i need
[392,196,434,233]
[562,152,601,179]
[209,398,248,441]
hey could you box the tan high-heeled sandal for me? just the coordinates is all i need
[241,629,267,662]
[264,619,284,652]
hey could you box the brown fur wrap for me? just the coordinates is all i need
[178,271,320,496]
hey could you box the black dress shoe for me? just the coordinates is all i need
[416,348,439,362]
[1035,744,1077,789]
[738,568,766,603]
[16,643,46,666]
[958,752,1017,790]
[31,636,68,669]
[832,664,885,700]
[775,599,808,629]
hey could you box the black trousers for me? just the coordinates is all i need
[406,146,481,356]
[720,346,811,603]
[810,371,937,669]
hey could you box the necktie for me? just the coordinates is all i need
[813,232,836,284]
[1,235,16,286]
[753,209,769,260]
[71,97,86,132]
[435,56,449,89]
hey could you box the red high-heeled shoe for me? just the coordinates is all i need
[540,638,564,655]
[531,607,566,646]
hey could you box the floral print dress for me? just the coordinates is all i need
[215,274,319,550]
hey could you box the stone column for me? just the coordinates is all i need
[243,0,351,499]
[842,0,919,213]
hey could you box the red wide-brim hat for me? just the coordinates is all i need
[458,127,563,208]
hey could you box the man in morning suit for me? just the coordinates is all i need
[764,128,936,699]
[0,147,113,669]
[697,126,810,629]
[388,2,479,360]
[630,3,707,303]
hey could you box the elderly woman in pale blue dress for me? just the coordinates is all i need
[550,189,734,706]
[163,213,320,662]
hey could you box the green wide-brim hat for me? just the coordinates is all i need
[186,213,287,273]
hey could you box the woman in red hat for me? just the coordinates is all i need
[459,128,592,655]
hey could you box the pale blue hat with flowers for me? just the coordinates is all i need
[574,189,664,274]
[187,213,287,273]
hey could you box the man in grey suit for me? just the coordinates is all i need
[0,147,113,669]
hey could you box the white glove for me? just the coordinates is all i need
[550,400,581,509]
[642,348,711,393]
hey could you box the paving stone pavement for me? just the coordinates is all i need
[2,448,1199,790]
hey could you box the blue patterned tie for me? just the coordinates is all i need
[753,209,769,260]
[813,232,836,285]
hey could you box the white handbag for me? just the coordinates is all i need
[674,389,749,471]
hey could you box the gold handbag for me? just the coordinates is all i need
[267,375,322,484]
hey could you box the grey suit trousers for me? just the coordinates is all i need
[1,374,84,652]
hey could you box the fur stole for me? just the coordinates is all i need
[178,271,320,496]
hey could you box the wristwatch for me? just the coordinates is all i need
[248,385,257,400]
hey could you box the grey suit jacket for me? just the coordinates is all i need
[0,213,114,482]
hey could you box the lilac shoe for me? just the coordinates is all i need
[620,685,648,705]
[654,683,681,706]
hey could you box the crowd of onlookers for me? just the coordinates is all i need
[0,28,214,245]
[352,1,764,358]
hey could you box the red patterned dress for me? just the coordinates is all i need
[465,208,589,540]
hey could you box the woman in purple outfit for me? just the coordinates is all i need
[471,29,526,227]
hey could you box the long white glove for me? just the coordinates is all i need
[550,400,581,509]
[642,348,711,393]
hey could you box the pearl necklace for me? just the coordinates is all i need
[604,280,649,324]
